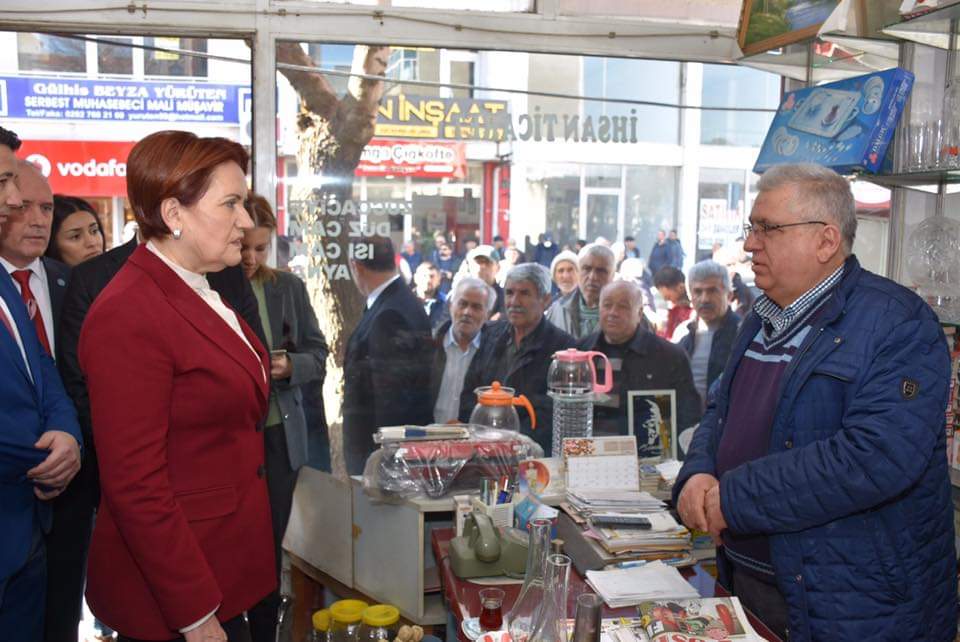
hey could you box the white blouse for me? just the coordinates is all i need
[146,241,265,383]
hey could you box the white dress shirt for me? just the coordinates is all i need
[1,256,54,355]
[433,325,482,423]
[366,274,401,309]
[0,294,32,381]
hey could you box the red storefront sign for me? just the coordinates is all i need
[19,140,135,198]
[355,138,466,179]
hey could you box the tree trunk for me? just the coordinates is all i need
[278,43,389,478]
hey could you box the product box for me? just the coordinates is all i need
[754,67,914,175]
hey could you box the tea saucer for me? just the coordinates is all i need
[462,618,483,640]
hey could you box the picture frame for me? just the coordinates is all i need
[737,0,841,57]
[626,390,677,460]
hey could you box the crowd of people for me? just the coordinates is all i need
[0,122,956,642]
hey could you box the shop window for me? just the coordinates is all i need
[450,60,474,98]
[700,64,780,147]
[526,165,581,250]
[697,168,748,262]
[98,37,134,75]
[582,57,680,145]
[307,44,354,96]
[18,33,85,73]
[144,37,207,77]
[624,166,678,254]
[584,164,620,189]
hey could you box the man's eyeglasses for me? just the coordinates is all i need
[743,220,827,238]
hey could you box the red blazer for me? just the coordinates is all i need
[79,245,276,639]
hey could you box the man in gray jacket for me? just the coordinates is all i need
[546,243,614,339]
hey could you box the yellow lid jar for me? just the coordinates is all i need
[357,604,401,642]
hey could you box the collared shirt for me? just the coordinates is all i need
[753,263,845,342]
[367,274,401,309]
[0,293,31,380]
[433,325,482,423]
[1,256,54,354]
[146,242,264,383]
[690,319,714,401]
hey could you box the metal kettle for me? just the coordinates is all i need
[469,381,537,432]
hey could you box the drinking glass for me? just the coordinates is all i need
[479,588,505,632]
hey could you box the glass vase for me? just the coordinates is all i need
[528,554,571,642]
[507,518,553,642]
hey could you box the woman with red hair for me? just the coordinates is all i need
[79,130,275,642]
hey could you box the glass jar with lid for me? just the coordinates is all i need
[358,604,400,642]
[329,599,369,642]
[310,608,331,642]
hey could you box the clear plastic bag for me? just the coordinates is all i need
[362,425,544,499]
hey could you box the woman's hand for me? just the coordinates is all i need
[270,353,292,380]
[184,617,228,641]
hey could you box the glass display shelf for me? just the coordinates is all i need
[859,168,960,192]
[883,3,960,50]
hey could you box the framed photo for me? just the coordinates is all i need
[738,0,840,57]
[627,390,677,460]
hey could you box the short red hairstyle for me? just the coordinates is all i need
[126,130,249,241]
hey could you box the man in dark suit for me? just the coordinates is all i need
[0,161,70,359]
[464,263,576,455]
[48,234,265,642]
[343,235,434,474]
[0,125,82,642]
[430,276,496,424]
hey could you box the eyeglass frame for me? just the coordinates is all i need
[743,220,828,238]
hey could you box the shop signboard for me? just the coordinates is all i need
[19,140,135,197]
[0,75,245,124]
[355,138,466,179]
[697,197,743,252]
[375,94,509,141]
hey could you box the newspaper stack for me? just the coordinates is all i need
[585,560,699,608]
[565,489,666,517]
[638,463,661,493]
[589,511,692,560]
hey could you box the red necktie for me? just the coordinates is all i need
[11,269,51,355]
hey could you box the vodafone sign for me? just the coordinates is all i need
[18,140,136,197]
[355,138,466,179]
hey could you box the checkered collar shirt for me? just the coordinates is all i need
[753,264,844,342]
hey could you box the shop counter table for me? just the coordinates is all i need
[430,527,782,642]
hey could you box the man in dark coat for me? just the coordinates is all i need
[343,235,434,474]
[648,230,673,277]
[430,277,497,424]
[578,281,700,459]
[463,263,575,454]
[52,235,264,642]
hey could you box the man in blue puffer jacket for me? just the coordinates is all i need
[674,163,957,641]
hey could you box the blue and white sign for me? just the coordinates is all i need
[0,75,249,124]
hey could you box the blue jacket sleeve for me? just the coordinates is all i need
[721,313,950,535]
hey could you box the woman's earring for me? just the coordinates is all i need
[173,228,182,240]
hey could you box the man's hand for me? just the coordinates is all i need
[184,617,227,642]
[27,430,80,498]
[704,484,728,544]
[270,353,293,380]
[676,473,718,532]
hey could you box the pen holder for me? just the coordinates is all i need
[472,496,514,530]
